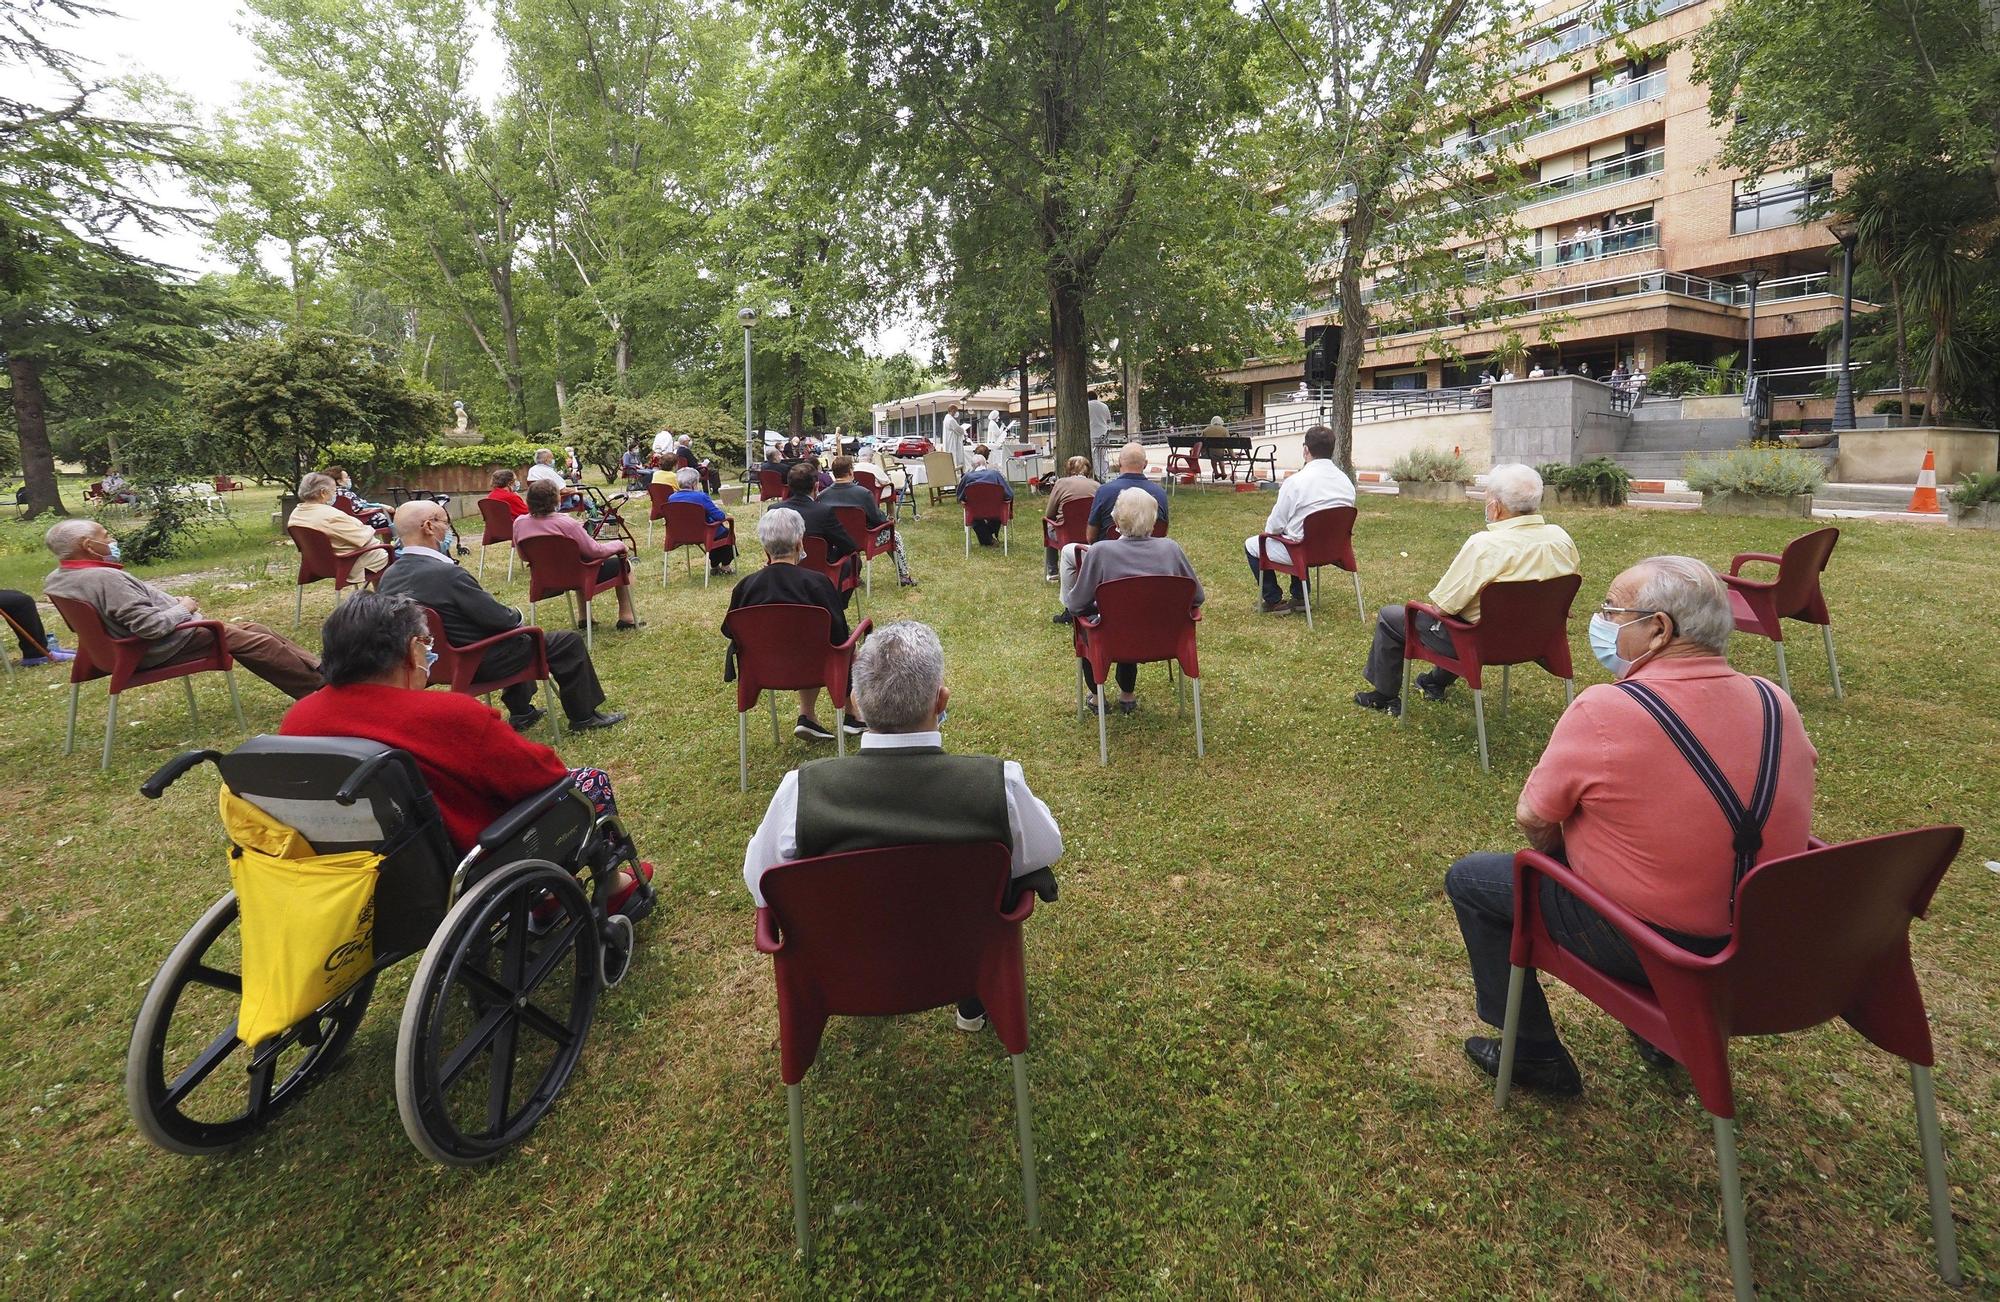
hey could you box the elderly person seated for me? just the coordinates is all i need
[320,463,392,532]
[100,468,137,505]
[485,468,530,518]
[956,452,1013,546]
[1445,557,1817,1095]
[513,480,642,629]
[672,433,721,494]
[525,447,580,510]
[1246,424,1355,615]
[666,466,737,576]
[1064,487,1203,714]
[42,518,321,697]
[1354,463,1578,715]
[778,463,860,597]
[379,500,624,731]
[1053,441,1169,623]
[724,507,864,743]
[819,454,914,587]
[288,472,393,579]
[1042,455,1099,581]
[1,588,74,665]
[281,593,652,915]
[741,619,1061,1032]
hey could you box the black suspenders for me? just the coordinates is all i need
[1613,677,1783,904]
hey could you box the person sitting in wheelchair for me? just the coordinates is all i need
[280,592,654,920]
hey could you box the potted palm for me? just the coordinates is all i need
[1391,448,1473,503]
[1684,447,1826,517]
[1538,457,1632,508]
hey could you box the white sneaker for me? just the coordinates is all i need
[954,1010,987,1033]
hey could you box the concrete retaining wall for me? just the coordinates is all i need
[1489,375,1630,466]
[1834,427,2000,484]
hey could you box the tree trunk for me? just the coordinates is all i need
[1123,332,1142,439]
[1048,271,1091,464]
[614,325,630,389]
[9,356,66,519]
[1889,273,1910,417]
[1019,354,1031,440]
[787,351,806,439]
[1327,203,1378,481]
[554,375,569,434]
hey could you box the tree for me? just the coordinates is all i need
[182,331,445,488]
[1,0,216,516]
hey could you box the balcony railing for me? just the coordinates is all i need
[1512,0,1705,71]
[1520,146,1664,207]
[1372,268,1835,339]
[1532,219,1660,268]
[1447,69,1667,160]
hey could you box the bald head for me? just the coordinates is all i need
[393,500,449,550]
[1116,441,1147,472]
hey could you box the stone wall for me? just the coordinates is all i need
[1489,375,1631,465]
[1834,427,2000,484]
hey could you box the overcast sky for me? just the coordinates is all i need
[36,1,922,357]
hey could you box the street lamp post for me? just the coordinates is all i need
[738,307,758,473]
[1740,268,1767,412]
[1829,221,1859,430]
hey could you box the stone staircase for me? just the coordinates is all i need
[1612,403,1838,481]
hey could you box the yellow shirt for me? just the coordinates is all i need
[290,500,389,571]
[1426,514,1579,623]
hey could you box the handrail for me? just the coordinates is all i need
[1520,146,1664,208]
[1369,268,1837,340]
[1447,69,1667,160]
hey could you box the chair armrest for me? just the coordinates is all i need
[452,624,543,660]
[1403,599,1474,637]
[337,541,395,560]
[1718,571,1774,594]
[1512,850,1729,974]
[754,905,785,954]
[833,617,873,656]
[474,774,579,853]
[1729,551,1781,575]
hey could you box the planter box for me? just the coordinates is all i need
[1699,491,1813,518]
[1551,485,1626,508]
[1396,480,1468,503]
[1946,500,2000,530]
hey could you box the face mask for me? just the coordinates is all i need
[423,650,439,674]
[102,538,123,563]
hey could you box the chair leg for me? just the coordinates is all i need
[1822,625,1845,699]
[1352,570,1365,621]
[1002,523,1009,556]
[1772,641,1792,698]
[1563,677,1575,707]
[63,682,79,755]
[835,706,845,757]
[101,690,119,771]
[1191,674,1204,759]
[181,676,200,727]
[1711,1113,1756,1302]
[507,549,515,583]
[786,1084,812,1265]
[1399,655,1411,728]
[1494,963,1526,1110]
[478,542,486,582]
[294,583,304,626]
[1471,687,1490,772]
[662,551,670,587]
[1499,665,1510,716]
[1910,1064,1962,1285]
[1302,573,1314,630]
[1096,683,1108,766]
[1011,1053,1042,1234]
[702,554,711,589]
[738,711,749,792]
[1075,660,1085,721]
[583,599,593,655]
[864,557,872,598]
[964,525,970,558]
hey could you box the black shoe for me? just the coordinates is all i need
[899,576,917,587]
[1116,697,1138,715]
[1352,689,1402,716]
[1051,610,1074,625]
[570,710,626,730]
[1628,1029,1677,1070]
[840,715,867,735]
[615,619,644,631]
[1462,1036,1583,1097]
[1414,670,1450,702]
[1257,598,1294,616]
[507,707,546,734]
[794,715,836,742]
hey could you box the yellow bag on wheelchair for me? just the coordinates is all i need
[221,789,382,1046]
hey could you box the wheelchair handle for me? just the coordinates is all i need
[140,749,222,799]
[333,752,397,805]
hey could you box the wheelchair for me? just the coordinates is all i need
[124,735,652,1165]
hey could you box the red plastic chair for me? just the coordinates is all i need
[662,500,733,587]
[419,606,560,739]
[48,594,248,770]
[720,604,871,789]
[1099,516,1169,541]
[517,533,630,654]
[1254,504,1363,630]
[756,469,786,503]
[1401,574,1581,772]
[960,481,1014,556]
[754,842,1041,1263]
[829,505,895,598]
[212,475,243,493]
[476,498,520,582]
[799,535,859,605]
[851,468,896,514]
[286,524,393,625]
[1497,826,1965,1297]
[1165,440,1203,487]
[1721,527,1843,701]
[1072,573,1203,765]
[1042,496,1091,551]
[641,480,671,547]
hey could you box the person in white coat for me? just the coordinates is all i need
[941,402,968,469]
[1245,424,1356,614]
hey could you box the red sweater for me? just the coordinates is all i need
[486,487,530,518]
[280,683,568,853]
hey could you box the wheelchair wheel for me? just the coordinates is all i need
[395,859,600,1165]
[126,891,376,1155]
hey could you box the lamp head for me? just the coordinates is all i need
[737,306,759,327]
[1828,218,1859,248]
[1740,268,1768,288]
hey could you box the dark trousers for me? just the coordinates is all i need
[1080,659,1138,694]
[0,590,52,657]
[1364,604,1459,698]
[1044,545,1059,577]
[1247,551,1304,604]
[1445,851,1727,1045]
[971,518,1003,545]
[480,628,606,723]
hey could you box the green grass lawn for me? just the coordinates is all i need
[0,483,1994,1297]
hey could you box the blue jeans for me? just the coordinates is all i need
[1247,550,1303,604]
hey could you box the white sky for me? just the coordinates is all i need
[33,0,923,356]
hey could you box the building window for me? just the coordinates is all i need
[1732,175,1831,234]
[1374,371,1427,391]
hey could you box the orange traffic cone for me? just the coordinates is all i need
[1909,449,1941,513]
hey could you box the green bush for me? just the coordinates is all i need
[1873,398,1927,418]
[1389,447,1472,483]
[1537,457,1631,504]
[327,440,545,474]
[1950,471,2000,507]
[1683,447,1827,497]
[1646,361,1703,397]
[1700,351,1742,396]
[561,391,738,479]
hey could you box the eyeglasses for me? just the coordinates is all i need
[1596,603,1662,620]
[414,635,435,648]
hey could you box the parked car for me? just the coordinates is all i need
[893,436,933,457]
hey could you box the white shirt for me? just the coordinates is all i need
[1261,456,1356,540]
[652,430,674,456]
[396,544,454,566]
[740,731,1064,907]
[1087,399,1110,444]
[941,413,966,450]
[526,462,566,488]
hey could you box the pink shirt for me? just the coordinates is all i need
[511,510,625,562]
[1520,656,1817,936]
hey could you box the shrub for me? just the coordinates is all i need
[1683,447,1827,497]
[1646,361,1703,396]
[1950,471,2000,507]
[1873,398,1927,418]
[327,440,545,474]
[1700,351,1742,396]
[1389,447,1472,483]
[561,391,738,479]
[1544,457,1631,503]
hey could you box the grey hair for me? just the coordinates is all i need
[675,467,700,489]
[850,621,944,732]
[534,447,554,463]
[757,506,805,557]
[1630,555,1734,654]
[969,454,989,469]
[1111,486,1157,538]
[1486,463,1543,514]
[297,472,337,501]
[44,517,100,558]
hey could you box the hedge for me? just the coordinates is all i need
[328,440,547,473]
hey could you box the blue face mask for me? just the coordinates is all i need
[103,538,123,563]
[1587,613,1628,677]
[423,650,439,674]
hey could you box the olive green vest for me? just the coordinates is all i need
[794,746,1010,858]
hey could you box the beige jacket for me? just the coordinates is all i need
[290,500,389,571]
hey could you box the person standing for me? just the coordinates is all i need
[1087,396,1111,470]
[941,402,968,470]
